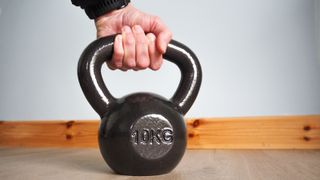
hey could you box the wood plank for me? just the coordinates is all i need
[0,115,320,149]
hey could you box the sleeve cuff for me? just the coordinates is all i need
[84,0,130,19]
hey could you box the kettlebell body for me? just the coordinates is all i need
[99,93,186,175]
[78,35,202,176]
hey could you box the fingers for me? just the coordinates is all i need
[112,35,124,68]
[122,26,136,69]
[146,33,162,70]
[133,25,149,69]
[108,34,128,71]
[108,25,165,71]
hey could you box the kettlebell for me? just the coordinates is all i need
[77,35,202,176]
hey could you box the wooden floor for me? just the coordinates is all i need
[0,148,320,180]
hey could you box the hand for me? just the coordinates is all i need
[95,4,172,71]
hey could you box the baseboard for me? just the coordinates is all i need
[1,115,319,149]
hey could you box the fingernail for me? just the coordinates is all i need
[133,25,143,33]
[147,34,156,42]
[116,35,122,42]
[160,42,166,53]
[122,26,131,34]
[107,63,116,70]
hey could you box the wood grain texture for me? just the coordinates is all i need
[186,115,320,149]
[0,120,99,147]
[1,148,320,180]
[0,115,320,149]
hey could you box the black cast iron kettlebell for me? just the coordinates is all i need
[77,35,202,176]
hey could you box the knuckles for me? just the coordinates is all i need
[136,59,150,69]
[108,25,165,71]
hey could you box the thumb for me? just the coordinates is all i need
[149,16,172,53]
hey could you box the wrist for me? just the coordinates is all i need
[95,3,132,22]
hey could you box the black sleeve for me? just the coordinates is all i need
[71,0,130,19]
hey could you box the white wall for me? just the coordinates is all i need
[316,0,320,64]
[0,0,319,120]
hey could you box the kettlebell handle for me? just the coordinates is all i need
[78,35,202,117]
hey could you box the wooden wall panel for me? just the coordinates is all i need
[186,115,320,149]
[0,115,319,149]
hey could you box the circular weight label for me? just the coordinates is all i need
[130,114,174,160]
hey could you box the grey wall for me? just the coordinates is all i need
[0,0,320,120]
